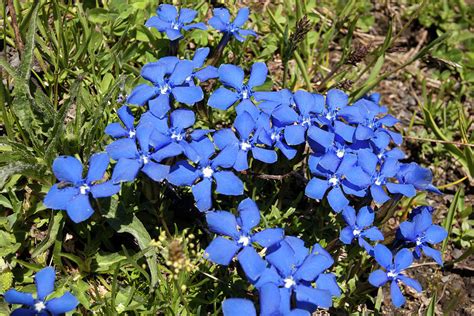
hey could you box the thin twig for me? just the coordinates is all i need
[404,135,474,148]
[7,0,24,55]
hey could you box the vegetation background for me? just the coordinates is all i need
[0,0,472,315]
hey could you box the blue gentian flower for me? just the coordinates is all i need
[105,105,137,139]
[147,109,202,163]
[186,47,218,84]
[44,154,120,223]
[357,149,416,204]
[254,237,338,311]
[167,137,244,211]
[208,62,267,116]
[257,118,298,160]
[204,198,284,281]
[369,244,422,308]
[397,162,441,194]
[271,90,325,146]
[212,111,277,171]
[340,206,384,253]
[127,58,204,115]
[209,7,257,42]
[4,267,79,315]
[305,153,371,212]
[145,4,206,41]
[408,205,434,219]
[106,123,170,183]
[399,208,447,265]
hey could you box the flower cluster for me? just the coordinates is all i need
[15,4,447,315]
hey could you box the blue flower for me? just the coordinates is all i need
[253,89,296,115]
[398,207,447,265]
[340,206,384,253]
[209,7,257,42]
[167,137,244,211]
[148,109,203,163]
[4,267,79,315]
[254,237,339,311]
[357,149,416,204]
[397,162,441,194]
[257,117,298,160]
[44,154,120,223]
[145,4,206,41]
[186,47,218,84]
[204,198,284,282]
[271,90,325,146]
[369,245,422,308]
[127,58,204,115]
[105,105,137,139]
[305,153,371,212]
[106,123,171,184]
[212,111,277,171]
[208,62,268,115]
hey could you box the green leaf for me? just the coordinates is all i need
[31,212,64,258]
[0,161,45,189]
[442,187,463,252]
[426,291,437,316]
[105,199,159,288]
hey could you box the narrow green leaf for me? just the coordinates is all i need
[442,188,463,252]
[31,212,64,258]
[19,2,40,81]
[426,291,437,316]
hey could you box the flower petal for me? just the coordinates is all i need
[368,269,388,287]
[305,177,329,200]
[178,8,197,23]
[157,4,178,22]
[252,228,284,248]
[374,244,393,268]
[66,194,94,223]
[421,245,443,265]
[90,181,121,198]
[233,7,250,27]
[284,125,306,145]
[237,198,260,233]
[167,161,198,186]
[252,147,277,164]
[424,225,447,244]
[356,206,374,228]
[222,298,256,316]
[149,94,170,118]
[127,84,156,106]
[105,123,128,138]
[86,153,109,183]
[142,162,170,182]
[170,109,195,130]
[52,156,83,184]
[295,285,332,309]
[111,158,142,183]
[192,178,212,211]
[327,186,349,212]
[4,290,34,306]
[46,292,79,314]
[214,171,244,196]
[339,226,355,244]
[390,280,406,308]
[397,275,422,292]
[207,87,240,110]
[237,246,266,282]
[204,236,240,265]
[394,248,413,271]
[106,138,139,161]
[247,62,267,88]
[206,211,240,239]
[218,64,244,90]
[44,185,79,210]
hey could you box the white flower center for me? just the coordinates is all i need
[328,175,339,186]
[202,166,214,178]
[325,112,335,120]
[141,155,149,165]
[284,277,296,288]
[238,235,250,246]
[271,132,280,142]
[34,301,46,312]
[160,83,170,94]
[336,148,345,158]
[377,152,384,159]
[387,270,398,279]
[240,141,252,151]
[171,22,180,30]
[185,76,192,82]
[301,117,311,126]
[416,237,423,246]
[128,130,136,138]
[241,89,250,99]
[171,132,183,141]
[374,177,382,186]
[353,228,361,236]
[79,184,90,195]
